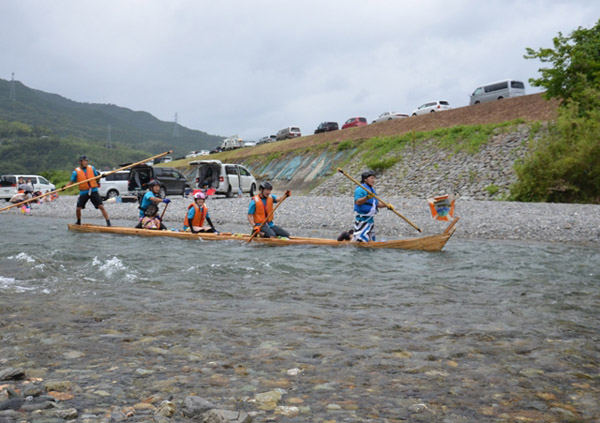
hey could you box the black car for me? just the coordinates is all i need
[128,164,190,199]
[314,121,339,134]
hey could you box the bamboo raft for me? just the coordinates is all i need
[67,217,459,252]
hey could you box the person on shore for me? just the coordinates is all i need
[247,181,290,238]
[352,170,388,242]
[136,180,170,226]
[183,191,217,233]
[64,155,111,226]
[139,204,166,230]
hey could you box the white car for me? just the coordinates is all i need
[0,174,56,201]
[189,159,257,197]
[98,170,130,200]
[372,112,408,123]
[411,101,451,116]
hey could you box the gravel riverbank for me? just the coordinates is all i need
[5,195,600,245]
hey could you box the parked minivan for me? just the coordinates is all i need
[0,174,56,201]
[276,127,301,141]
[189,160,257,198]
[469,80,525,105]
[128,165,190,199]
[98,170,130,200]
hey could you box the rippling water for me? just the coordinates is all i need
[1,215,599,421]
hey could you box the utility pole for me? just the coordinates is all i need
[173,112,180,137]
[9,72,16,101]
[106,125,112,149]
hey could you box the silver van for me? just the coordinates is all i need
[98,170,130,199]
[189,159,257,198]
[469,80,525,105]
[276,126,301,141]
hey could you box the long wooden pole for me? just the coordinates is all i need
[248,192,289,243]
[0,150,172,213]
[337,167,422,233]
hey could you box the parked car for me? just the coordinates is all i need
[189,159,257,198]
[372,112,408,123]
[411,101,451,116]
[469,79,525,105]
[276,127,301,140]
[258,135,277,144]
[0,174,56,201]
[98,170,130,200]
[128,164,190,199]
[314,122,339,134]
[342,117,368,129]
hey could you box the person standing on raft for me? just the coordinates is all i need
[353,170,388,242]
[64,155,111,227]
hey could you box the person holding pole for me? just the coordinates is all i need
[247,181,290,238]
[352,170,388,242]
[64,155,111,226]
[136,180,169,227]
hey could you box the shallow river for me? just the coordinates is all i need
[1,215,599,422]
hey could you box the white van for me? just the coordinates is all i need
[470,80,525,105]
[98,170,130,200]
[276,127,301,141]
[0,174,56,201]
[189,160,257,198]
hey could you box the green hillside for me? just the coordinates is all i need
[0,78,223,156]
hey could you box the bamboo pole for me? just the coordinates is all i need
[0,150,172,213]
[337,167,422,233]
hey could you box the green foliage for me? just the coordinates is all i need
[364,156,400,171]
[0,79,223,157]
[510,98,600,203]
[0,128,151,174]
[484,184,500,196]
[525,19,600,113]
[337,140,354,151]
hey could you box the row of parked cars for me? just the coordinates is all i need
[255,79,526,140]
[97,160,257,200]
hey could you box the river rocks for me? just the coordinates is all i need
[182,396,216,417]
[0,368,24,381]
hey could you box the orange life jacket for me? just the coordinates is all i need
[184,203,208,228]
[253,195,273,225]
[76,166,98,191]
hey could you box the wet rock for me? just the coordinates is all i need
[44,380,73,392]
[49,407,78,419]
[0,398,23,411]
[21,400,55,411]
[154,400,176,417]
[202,409,252,423]
[22,384,43,397]
[0,368,25,381]
[275,405,299,417]
[182,396,216,417]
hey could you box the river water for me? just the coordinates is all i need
[1,215,599,422]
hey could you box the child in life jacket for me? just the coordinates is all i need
[140,204,166,230]
[184,191,217,233]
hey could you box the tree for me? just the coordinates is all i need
[525,19,600,108]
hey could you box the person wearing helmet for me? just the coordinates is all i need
[352,170,387,242]
[64,155,111,226]
[247,181,290,238]
[183,191,217,233]
[139,204,166,230]
[138,179,170,219]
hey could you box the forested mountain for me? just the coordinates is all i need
[0,78,223,156]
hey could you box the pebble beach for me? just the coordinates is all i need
[5,194,600,245]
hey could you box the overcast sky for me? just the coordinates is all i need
[2,1,599,142]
